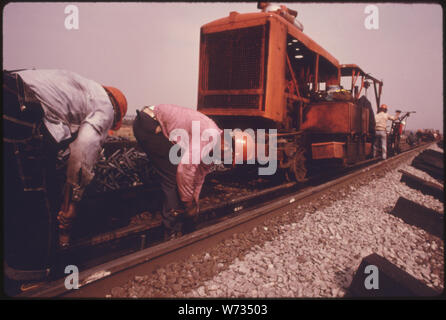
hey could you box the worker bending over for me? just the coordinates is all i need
[133,104,222,239]
[3,69,127,248]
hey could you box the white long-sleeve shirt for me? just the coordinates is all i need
[15,69,115,200]
[375,111,396,131]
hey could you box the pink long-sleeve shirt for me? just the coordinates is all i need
[153,104,222,205]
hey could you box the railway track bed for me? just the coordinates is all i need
[15,142,443,298]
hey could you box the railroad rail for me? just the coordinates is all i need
[16,142,434,298]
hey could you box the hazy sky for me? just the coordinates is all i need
[3,2,443,131]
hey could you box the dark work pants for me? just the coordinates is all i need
[133,111,182,232]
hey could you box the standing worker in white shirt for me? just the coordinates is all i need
[373,104,400,160]
[3,69,128,257]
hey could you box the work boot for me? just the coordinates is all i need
[163,229,182,241]
[58,229,71,248]
[57,214,74,248]
[171,209,184,218]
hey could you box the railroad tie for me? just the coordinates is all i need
[411,149,444,182]
[347,253,440,297]
[399,169,444,202]
[416,149,444,169]
[389,197,443,240]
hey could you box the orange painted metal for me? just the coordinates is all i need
[264,17,287,121]
[365,142,372,156]
[311,142,345,160]
[285,51,301,99]
[300,101,367,134]
[201,11,339,67]
[341,64,383,111]
[340,64,382,85]
[197,7,382,168]
[198,9,342,124]
[314,54,320,91]
[198,20,269,117]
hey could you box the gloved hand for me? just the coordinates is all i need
[57,202,76,247]
[184,201,199,217]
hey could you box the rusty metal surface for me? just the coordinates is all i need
[81,137,158,195]
[201,11,339,67]
[311,142,345,160]
[340,64,383,109]
[365,142,372,157]
[198,9,341,124]
[198,23,268,115]
[197,7,386,175]
[340,64,383,85]
[300,101,366,134]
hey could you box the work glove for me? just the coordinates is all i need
[184,201,199,217]
[57,202,77,248]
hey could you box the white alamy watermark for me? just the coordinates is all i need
[64,5,79,30]
[364,264,379,290]
[64,264,79,290]
[167,121,277,176]
[364,5,379,30]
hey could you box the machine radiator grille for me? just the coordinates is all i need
[205,25,264,91]
[203,95,260,109]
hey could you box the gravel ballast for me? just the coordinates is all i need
[108,145,444,298]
